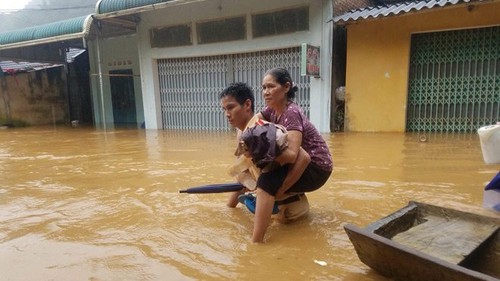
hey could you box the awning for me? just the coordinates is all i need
[0,15,93,63]
[0,48,85,74]
[0,60,63,74]
[92,0,208,38]
[96,0,171,14]
[0,15,93,50]
[332,0,482,25]
[95,0,205,18]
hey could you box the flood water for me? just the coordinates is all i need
[0,127,498,281]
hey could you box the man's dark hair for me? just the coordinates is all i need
[219,82,255,113]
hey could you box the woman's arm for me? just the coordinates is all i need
[273,130,310,199]
[275,130,302,165]
[275,147,310,200]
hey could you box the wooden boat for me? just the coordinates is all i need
[344,201,500,281]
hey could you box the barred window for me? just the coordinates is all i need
[196,16,246,44]
[252,7,309,38]
[150,24,192,48]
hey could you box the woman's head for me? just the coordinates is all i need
[263,68,298,100]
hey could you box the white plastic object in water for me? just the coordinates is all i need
[477,124,500,164]
[483,189,500,211]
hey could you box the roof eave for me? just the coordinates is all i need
[94,0,206,19]
[0,15,93,50]
[332,0,490,26]
[0,32,87,51]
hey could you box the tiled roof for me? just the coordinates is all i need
[332,0,479,24]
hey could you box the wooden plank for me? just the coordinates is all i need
[392,215,498,264]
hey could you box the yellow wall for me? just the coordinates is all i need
[344,2,500,132]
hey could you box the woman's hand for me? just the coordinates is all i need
[274,189,287,201]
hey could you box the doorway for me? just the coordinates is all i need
[110,69,137,127]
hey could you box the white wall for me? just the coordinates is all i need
[88,34,143,129]
[137,0,333,132]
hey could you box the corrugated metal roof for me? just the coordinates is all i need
[96,0,174,14]
[66,48,87,63]
[0,48,85,74]
[0,61,62,74]
[333,0,479,24]
[0,15,92,47]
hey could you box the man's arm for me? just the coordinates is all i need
[227,189,245,207]
[228,129,245,207]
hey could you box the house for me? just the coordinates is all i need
[89,0,335,132]
[333,0,500,132]
[2,0,348,132]
[0,16,93,127]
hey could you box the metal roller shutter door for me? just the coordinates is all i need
[158,47,310,130]
[406,26,500,132]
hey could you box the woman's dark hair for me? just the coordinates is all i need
[264,67,298,100]
[219,82,255,113]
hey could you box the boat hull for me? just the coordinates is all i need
[344,201,500,281]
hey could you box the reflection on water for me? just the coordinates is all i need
[0,127,498,281]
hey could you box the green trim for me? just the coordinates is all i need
[0,16,88,45]
[406,25,500,132]
[97,0,174,14]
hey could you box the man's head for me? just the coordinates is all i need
[220,82,255,130]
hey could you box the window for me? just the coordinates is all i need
[150,24,192,48]
[252,7,309,38]
[196,16,246,44]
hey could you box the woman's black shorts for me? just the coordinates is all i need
[256,163,332,196]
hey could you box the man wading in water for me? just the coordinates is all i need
[219,71,332,242]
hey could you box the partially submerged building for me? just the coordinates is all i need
[90,0,334,131]
[3,0,496,132]
[0,16,92,126]
[333,0,500,132]
[1,0,335,132]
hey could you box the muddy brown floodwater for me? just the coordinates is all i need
[0,127,498,281]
